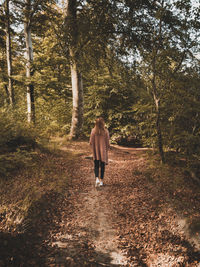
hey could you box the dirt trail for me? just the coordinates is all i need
[49,152,129,266]
[82,184,128,266]
[46,141,200,267]
[1,141,200,266]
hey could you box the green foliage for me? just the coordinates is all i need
[84,55,140,145]
[132,99,157,148]
[0,143,72,232]
[0,108,35,150]
[0,0,199,159]
[27,10,73,136]
[166,73,200,156]
[35,96,72,137]
[0,107,44,177]
[133,68,200,155]
[0,150,36,177]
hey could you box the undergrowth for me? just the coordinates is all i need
[0,137,76,233]
[140,150,200,216]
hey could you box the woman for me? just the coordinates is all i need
[89,117,110,187]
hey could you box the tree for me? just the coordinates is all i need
[61,0,123,139]
[131,0,198,162]
[63,0,83,139]
[12,0,56,123]
[30,7,72,134]
[5,0,14,106]
[23,0,36,123]
[84,50,138,139]
[0,0,14,106]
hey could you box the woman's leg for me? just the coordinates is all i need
[100,161,105,179]
[94,160,99,177]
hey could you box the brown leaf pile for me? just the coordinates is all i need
[0,141,200,267]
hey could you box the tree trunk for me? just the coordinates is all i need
[24,2,35,124]
[69,53,83,139]
[151,41,165,163]
[64,0,84,139]
[152,77,165,163]
[155,98,165,163]
[5,0,14,106]
[4,84,9,104]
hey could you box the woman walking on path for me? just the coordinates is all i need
[89,117,110,187]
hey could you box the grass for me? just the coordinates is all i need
[131,149,200,243]
[0,139,76,232]
[139,150,200,220]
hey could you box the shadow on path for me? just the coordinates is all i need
[0,190,64,267]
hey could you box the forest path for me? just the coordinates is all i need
[79,183,128,265]
[47,142,130,266]
[46,141,200,267]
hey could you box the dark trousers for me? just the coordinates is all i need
[94,160,105,179]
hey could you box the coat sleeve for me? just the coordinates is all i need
[105,129,110,149]
[89,129,95,146]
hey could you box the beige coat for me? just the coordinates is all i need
[89,128,110,164]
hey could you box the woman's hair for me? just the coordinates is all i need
[94,117,105,135]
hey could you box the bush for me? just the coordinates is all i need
[111,132,142,147]
[0,108,43,177]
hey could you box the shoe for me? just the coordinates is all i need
[99,180,103,186]
[95,177,100,187]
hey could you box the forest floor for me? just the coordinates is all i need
[0,139,200,266]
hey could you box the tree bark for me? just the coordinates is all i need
[24,0,35,124]
[64,0,84,139]
[69,53,83,139]
[151,74,165,163]
[154,96,165,163]
[5,0,14,106]
[151,16,165,163]
[4,84,9,104]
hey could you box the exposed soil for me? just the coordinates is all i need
[0,141,200,266]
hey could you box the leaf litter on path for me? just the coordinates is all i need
[1,140,200,266]
[46,141,200,266]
